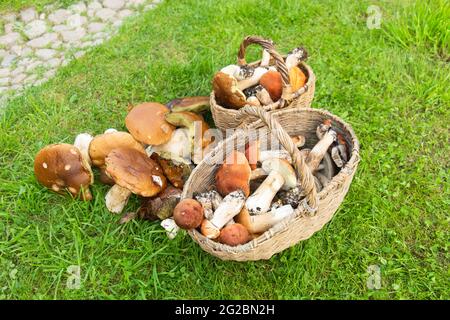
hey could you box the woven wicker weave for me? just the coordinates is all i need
[182,106,360,261]
[211,36,316,132]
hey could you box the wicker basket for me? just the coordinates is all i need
[182,106,360,261]
[211,36,316,132]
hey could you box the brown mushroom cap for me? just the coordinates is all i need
[289,66,307,92]
[212,72,247,109]
[218,223,250,246]
[173,199,204,230]
[105,147,167,197]
[215,151,251,197]
[89,131,145,168]
[34,143,93,200]
[260,70,283,101]
[165,111,211,149]
[125,102,175,145]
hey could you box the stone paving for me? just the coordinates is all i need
[0,0,162,103]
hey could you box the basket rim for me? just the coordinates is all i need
[211,60,316,114]
[183,107,361,255]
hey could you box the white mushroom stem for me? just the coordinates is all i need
[245,170,284,215]
[285,47,307,70]
[210,190,245,229]
[220,64,241,77]
[331,146,344,168]
[225,219,235,226]
[260,49,271,67]
[104,128,118,134]
[238,205,294,234]
[149,128,192,164]
[161,218,180,240]
[250,168,268,180]
[105,184,132,214]
[237,67,268,90]
[73,133,93,166]
[256,87,273,105]
[259,149,292,163]
[246,96,261,106]
[307,129,337,171]
[195,190,223,220]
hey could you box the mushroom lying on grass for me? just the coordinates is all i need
[166,96,210,113]
[34,143,94,200]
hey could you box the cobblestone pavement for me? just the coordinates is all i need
[0,0,162,106]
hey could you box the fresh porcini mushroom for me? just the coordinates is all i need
[307,127,337,171]
[166,96,210,113]
[104,128,118,134]
[73,133,93,165]
[194,190,223,220]
[258,149,292,163]
[255,85,274,105]
[99,167,115,185]
[246,96,261,106]
[259,70,283,101]
[89,131,145,168]
[200,190,246,239]
[285,46,308,70]
[237,67,269,91]
[149,128,191,164]
[289,66,307,92]
[104,147,167,213]
[218,223,250,246]
[150,153,191,189]
[165,111,211,164]
[212,72,247,109]
[236,205,294,234]
[245,158,296,215]
[125,102,175,146]
[331,134,348,168]
[316,119,332,140]
[34,144,93,200]
[173,199,204,230]
[277,186,304,208]
[160,218,180,239]
[215,151,251,197]
[138,185,182,221]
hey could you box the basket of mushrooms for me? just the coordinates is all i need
[176,105,360,261]
[210,35,315,131]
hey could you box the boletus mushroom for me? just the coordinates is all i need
[104,147,167,213]
[125,102,175,146]
[166,96,210,113]
[34,143,94,200]
[138,185,182,221]
[173,198,204,230]
[218,223,250,246]
[212,72,247,109]
[215,151,251,197]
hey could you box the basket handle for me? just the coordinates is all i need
[237,36,293,103]
[238,105,319,211]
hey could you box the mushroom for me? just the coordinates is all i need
[173,198,204,230]
[104,147,167,213]
[245,158,296,214]
[99,167,115,185]
[246,96,261,106]
[235,205,294,234]
[166,96,210,113]
[73,133,93,165]
[125,102,175,146]
[104,128,118,134]
[218,223,250,246]
[165,111,211,164]
[215,151,251,197]
[34,144,93,200]
[259,70,283,101]
[258,149,292,163]
[161,218,180,239]
[150,153,192,189]
[89,131,145,168]
[285,46,308,70]
[237,67,269,91]
[316,119,332,140]
[291,135,306,148]
[277,186,304,208]
[138,185,182,221]
[255,85,274,105]
[212,72,247,109]
[307,127,337,171]
[289,66,307,91]
[200,190,246,239]
[149,128,192,164]
[250,168,268,180]
[194,190,223,220]
[331,134,348,168]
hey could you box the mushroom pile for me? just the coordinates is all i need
[173,119,349,246]
[33,97,211,238]
[212,46,308,109]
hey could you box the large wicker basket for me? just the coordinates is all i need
[182,106,360,261]
[211,36,316,132]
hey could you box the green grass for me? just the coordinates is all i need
[0,0,77,12]
[0,0,449,299]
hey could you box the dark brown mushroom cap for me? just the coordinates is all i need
[125,102,175,146]
[105,147,167,197]
[173,198,204,230]
[34,143,93,200]
[89,131,145,168]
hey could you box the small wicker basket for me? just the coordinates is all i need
[211,36,316,132]
[182,106,360,261]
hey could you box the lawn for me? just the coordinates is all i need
[0,0,77,12]
[0,0,448,299]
